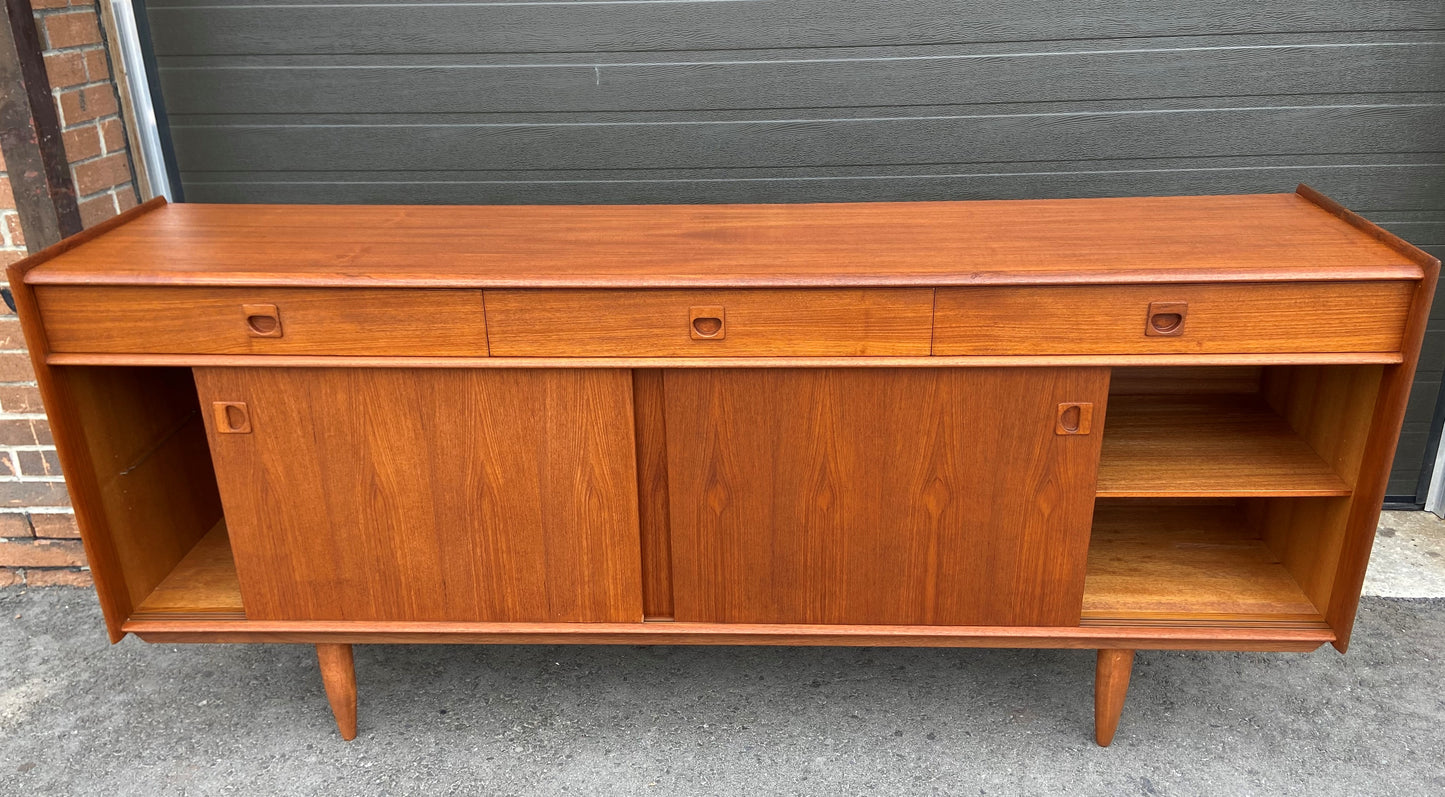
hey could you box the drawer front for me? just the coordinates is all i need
[485,288,935,356]
[36,286,489,356]
[933,281,1413,356]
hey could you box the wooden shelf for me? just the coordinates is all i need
[123,507,1330,631]
[131,520,244,621]
[1096,394,1351,497]
[1081,504,1325,628]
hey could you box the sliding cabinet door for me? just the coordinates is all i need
[665,368,1109,626]
[193,367,641,622]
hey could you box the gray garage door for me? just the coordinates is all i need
[140,0,1445,502]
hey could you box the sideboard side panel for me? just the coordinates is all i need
[665,367,1109,626]
[193,367,643,622]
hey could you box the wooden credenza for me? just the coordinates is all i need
[10,187,1436,745]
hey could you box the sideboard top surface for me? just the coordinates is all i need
[22,191,1429,289]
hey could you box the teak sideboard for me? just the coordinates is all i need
[9,187,1437,746]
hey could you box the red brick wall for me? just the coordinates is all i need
[0,0,142,587]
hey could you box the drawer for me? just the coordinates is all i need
[485,289,935,357]
[36,286,489,356]
[933,282,1414,356]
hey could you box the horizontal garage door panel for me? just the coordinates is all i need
[179,163,1445,209]
[157,35,1445,115]
[170,102,1445,172]
[144,0,1445,55]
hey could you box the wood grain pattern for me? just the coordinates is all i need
[193,367,642,622]
[1109,366,1262,395]
[131,520,243,620]
[1096,395,1351,497]
[21,195,1423,289]
[633,369,674,619]
[1299,187,1442,648]
[665,367,1109,626]
[1247,496,1354,616]
[6,196,162,269]
[485,289,933,356]
[1296,184,1442,270]
[1249,366,1383,615]
[316,643,357,741]
[1082,504,1322,624]
[1094,649,1135,747]
[36,286,489,356]
[934,282,1413,355]
[1326,258,1440,650]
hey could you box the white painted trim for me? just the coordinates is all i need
[109,1,171,200]
[1425,432,1445,516]
[1427,422,1445,516]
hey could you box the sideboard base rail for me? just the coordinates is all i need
[125,620,1333,652]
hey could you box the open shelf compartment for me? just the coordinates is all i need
[1081,502,1327,628]
[1097,394,1351,498]
[141,503,1331,630]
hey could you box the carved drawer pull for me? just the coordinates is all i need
[1145,301,1187,337]
[213,402,252,434]
[243,304,283,338]
[689,306,726,340]
[1055,402,1094,435]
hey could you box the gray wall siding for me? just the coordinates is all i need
[142,0,1445,496]
[1390,237,1445,499]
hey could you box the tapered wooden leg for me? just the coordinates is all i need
[1094,649,1135,747]
[316,643,357,740]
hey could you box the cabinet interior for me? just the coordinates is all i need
[50,365,226,625]
[75,362,1382,632]
[1083,364,1382,629]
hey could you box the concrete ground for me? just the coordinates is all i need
[2,512,1444,796]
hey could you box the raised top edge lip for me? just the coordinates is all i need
[24,266,1428,288]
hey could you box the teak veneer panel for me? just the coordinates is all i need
[485,289,933,356]
[1109,366,1262,396]
[36,286,489,356]
[1082,505,1322,626]
[1262,365,1381,489]
[193,367,642,623]
[1249,365,1384,621]
[933,282,1412,356]
[132,520,244,620]
[1250,497,1354,617]
[1096,395,1352,497]
[665,367,1109,627]
[21,193,1424,289]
